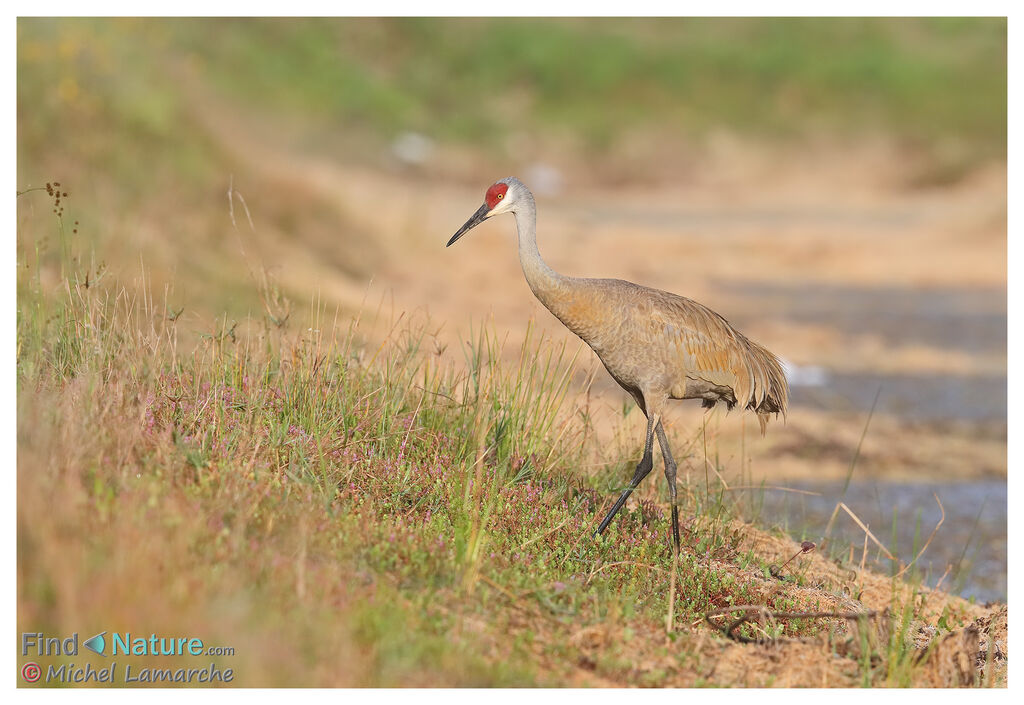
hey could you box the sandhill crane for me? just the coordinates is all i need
[448,177,788,551]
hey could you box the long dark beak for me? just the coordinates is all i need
[447,203,490,247]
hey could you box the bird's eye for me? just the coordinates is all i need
[497,193,503,199]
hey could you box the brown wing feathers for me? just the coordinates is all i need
[655,289,789,434]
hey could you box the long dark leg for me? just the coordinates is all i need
[596,414,658,536]
[656,421,680,553]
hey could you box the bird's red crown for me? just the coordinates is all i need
[485,182,508,210]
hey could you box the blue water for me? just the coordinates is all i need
[723,282,1007,423]
[752,480,1007,603]
[725,282,1006,355]
[791,370,1006,422]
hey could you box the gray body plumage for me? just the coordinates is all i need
[540,275,788,430]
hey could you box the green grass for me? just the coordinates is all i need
[16,193,1004,686]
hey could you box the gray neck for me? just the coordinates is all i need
[512,191,565,303]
